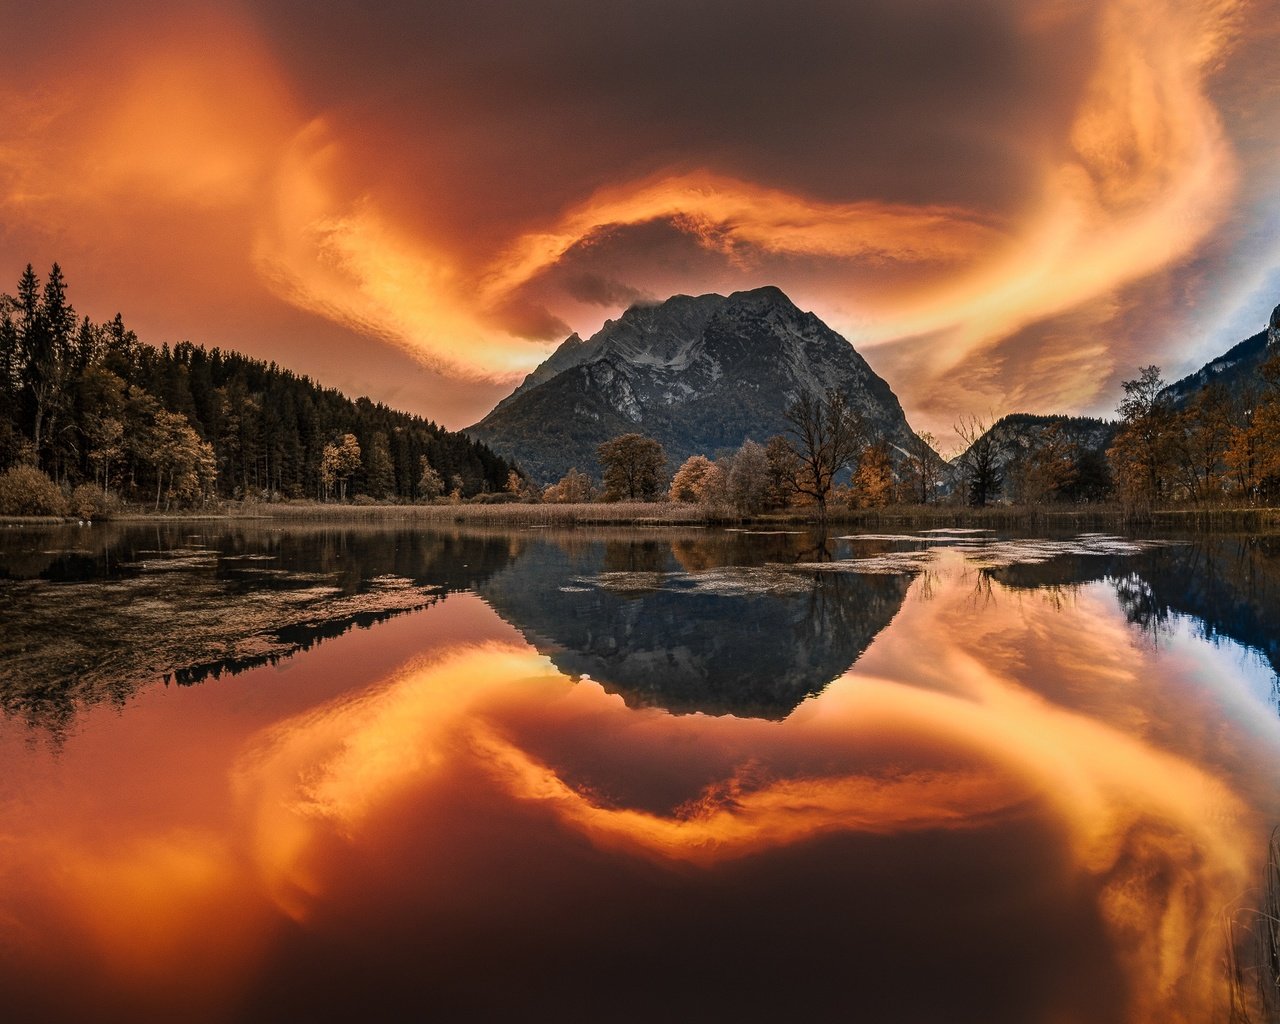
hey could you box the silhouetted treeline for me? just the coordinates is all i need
[0,263,513,505]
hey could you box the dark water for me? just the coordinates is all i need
[1,522,1278,1023]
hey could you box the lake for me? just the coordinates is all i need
[1,522,1278,1023]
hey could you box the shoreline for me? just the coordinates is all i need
[5,502,1280,531]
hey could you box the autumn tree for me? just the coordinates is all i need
[321,433,362,501]
[597,433,667,501]
[669,455,716,503]
[727,439,771,515]
[418,456,445,500]
[544,467,592,503]
[151,409,217,510]
[764,434,799,509]
[851,441,894,508]
[1168,383,1233,504]
[1005,423,1078,506]
[1224,353,1280,502]
[1108,366,1177,517]
[695,460,731,513]
[899,431,941,504]
[783,389,866,519]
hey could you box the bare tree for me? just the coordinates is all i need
[900,430,941,504]
[954,415,1001,507]
[783,389,866,520]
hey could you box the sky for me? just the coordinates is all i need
[2,0,1278,442]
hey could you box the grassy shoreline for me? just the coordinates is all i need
[7,501,1280,531]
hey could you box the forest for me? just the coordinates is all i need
[0,264,514,511]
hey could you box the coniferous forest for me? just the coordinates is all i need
[0,264,514,509]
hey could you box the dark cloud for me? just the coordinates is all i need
[562,273,656,309]
[485,297,573,342]
[247,0,1098,234]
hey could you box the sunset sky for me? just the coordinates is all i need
[2,0,1278,440]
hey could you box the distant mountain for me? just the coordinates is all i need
[955,413,1117,462]
[1161,302,1279,407]
[948,301,1280,499]
[468,286,932,483]
[950,413,1117,502]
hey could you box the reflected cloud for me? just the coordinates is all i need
[227,560,1268,1021]
[2,539,1279,1021]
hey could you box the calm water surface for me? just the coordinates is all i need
[1,523,1278,1023]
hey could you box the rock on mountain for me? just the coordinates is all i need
[467,286,930,483]
[1161,303,1279,407]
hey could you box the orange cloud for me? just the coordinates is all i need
[253,121,554,379]
[0,0,1261,429]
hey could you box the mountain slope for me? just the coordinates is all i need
[1161,302,1279,407]
[469,286,928,482]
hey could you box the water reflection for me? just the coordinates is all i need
[478,530,911,718]
[989,534,1280,688]
[2,551,1276,1022]
[2,526,1280,1021]
[0,524,521,735]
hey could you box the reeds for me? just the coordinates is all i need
[245,500,715,527]
[1227,827,1280,1023]
[84,499,1280,532]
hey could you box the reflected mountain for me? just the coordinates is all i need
[477,530,914,719]
[0,523,521,735]
[988,533,1280,692]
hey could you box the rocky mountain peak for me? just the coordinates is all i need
[719,284,800,317]
[468,285,928,482]
[1269,302,1280,349]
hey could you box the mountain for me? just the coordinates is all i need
[1161,302,1279,407]
[949,300,1280,500]
[955,413,1116,462]
[468,286,930,483]
[950,413,1117,503]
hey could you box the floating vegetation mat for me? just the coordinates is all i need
[0,554,445,733]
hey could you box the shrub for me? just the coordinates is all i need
[69,484,118,520]
[0,466,70,517]
[468,491,520,504]
[351,493,377,506]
